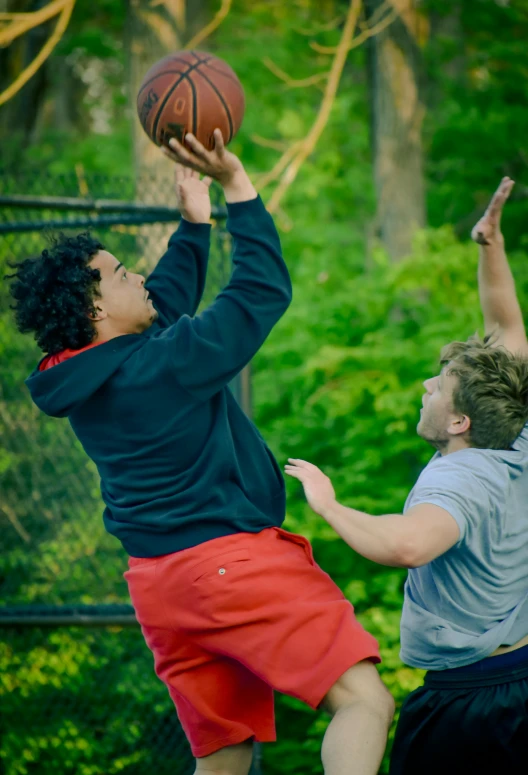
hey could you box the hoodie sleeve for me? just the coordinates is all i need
[146,195,292,400]
[144,219,211,326]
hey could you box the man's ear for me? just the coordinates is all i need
[88,303,107,322]
[449,414,471,437]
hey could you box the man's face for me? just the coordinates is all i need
[417,366,463,450]
[89,250,158,334]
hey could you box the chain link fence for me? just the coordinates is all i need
[0,171,253,775]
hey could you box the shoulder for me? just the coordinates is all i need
[407,451,499,543]
[409,450,498,517]
[416,449,496,490]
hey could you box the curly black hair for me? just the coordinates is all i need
[6,232,105,355]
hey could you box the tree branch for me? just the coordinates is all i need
[265,0,363,214]
[184,0,231,49]
[310,3,400,55]
[255,141,302,191]
[150,0,186,30]
[251,134,291,152]
[0,0,71,45]
[0,0,76,106]
[262,57,329,89]
[296,14,345,36]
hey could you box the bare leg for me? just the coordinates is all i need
[194,740,254,775]
[321,660,395,775]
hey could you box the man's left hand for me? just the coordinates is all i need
[471,176,514,245]
[174,164,212,224]
[284,458,336,517]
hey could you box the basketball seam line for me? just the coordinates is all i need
[151,55,213,143]
[193,68,234,143]
[137,68,209,97]
[203,62,241,87]
[190,52,234,143]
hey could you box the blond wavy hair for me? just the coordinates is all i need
[440,335,528,449]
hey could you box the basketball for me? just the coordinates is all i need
[137,50,245,151]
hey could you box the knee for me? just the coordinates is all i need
[323,660,395,727]
[194,741,253,775]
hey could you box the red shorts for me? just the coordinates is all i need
[124,527,380,758]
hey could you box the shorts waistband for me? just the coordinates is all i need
[424,649,528,690]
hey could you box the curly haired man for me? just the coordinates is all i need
[8,132,393,775]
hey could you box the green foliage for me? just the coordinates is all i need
[424,0,528,249]
[0,627,190,775]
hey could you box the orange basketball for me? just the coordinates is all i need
[137,50,245,150]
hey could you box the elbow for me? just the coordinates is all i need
[277,278,293,313]
[284,283,293,310]
[391,537,425,569]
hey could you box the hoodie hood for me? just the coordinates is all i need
[26,335,144,418]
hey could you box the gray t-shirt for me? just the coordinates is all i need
[400,423,528,670]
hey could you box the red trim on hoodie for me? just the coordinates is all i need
[39,340,106,371]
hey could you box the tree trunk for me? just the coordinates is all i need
[366,0,428,261]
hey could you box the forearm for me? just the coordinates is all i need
[169,196,292,399]
[322,501,412,568]
[477,236,524,334]
[145,221,211,322]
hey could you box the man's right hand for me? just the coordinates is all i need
[471,176,515,246]
[162,129,257,203]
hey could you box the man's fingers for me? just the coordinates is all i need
[213,128,225,157]
[168,137,204,171]
[174,163,186,185]
[185,133,210,162]
[284,469,307,483]
[487,177,515,217]
[177,183,187,204]
[287,458,318,471]
[202,176,213,188]
[284,466,302,475]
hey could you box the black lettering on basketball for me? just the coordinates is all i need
[139,89,159,130]
[159,122,186,145]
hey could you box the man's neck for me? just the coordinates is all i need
[438,436,471,456]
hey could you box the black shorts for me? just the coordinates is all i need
[389,647,528,775]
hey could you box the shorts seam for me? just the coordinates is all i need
[192,728,275,758]
[306,647,381,708]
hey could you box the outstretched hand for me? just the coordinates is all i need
[173,165,212,224]
[162,129,243,186]
[284,459,337,517]
[471,176,515,245]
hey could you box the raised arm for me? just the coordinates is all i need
[144,166,212,326]
[148,130,292,400]
[472,177,528,355]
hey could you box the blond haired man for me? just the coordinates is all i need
[286,178,528,774]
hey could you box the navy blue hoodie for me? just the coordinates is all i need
[26,196,292,557]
